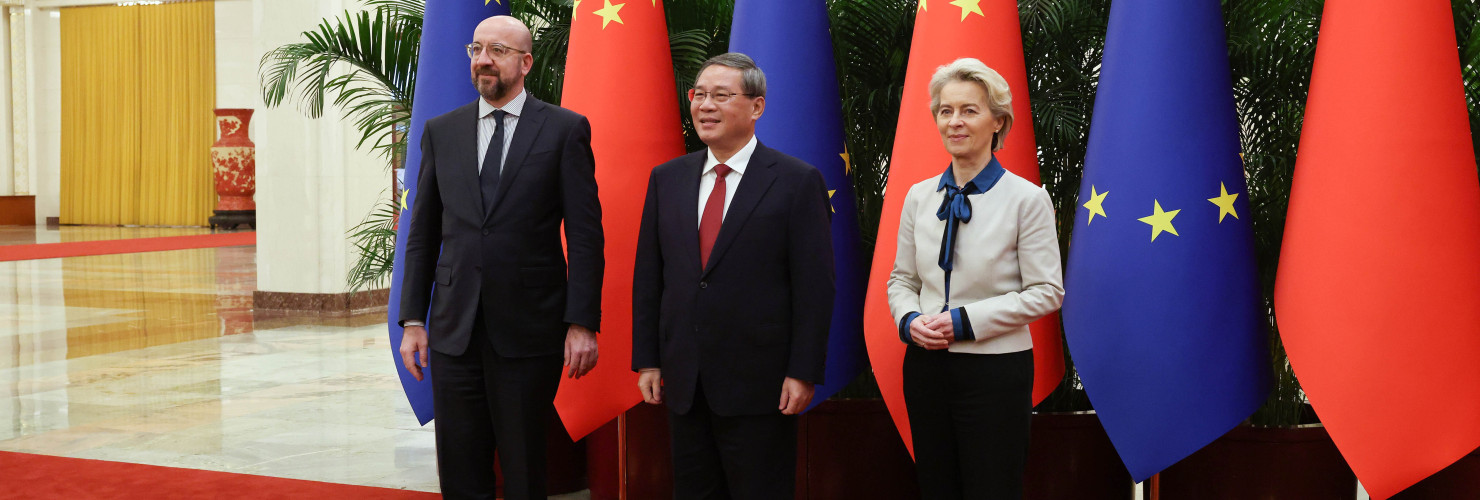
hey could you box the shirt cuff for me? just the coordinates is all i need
[898,312,922,344]
[950,308,975,341]
[403,320,425,327]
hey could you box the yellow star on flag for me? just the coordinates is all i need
[593,0,625,29]
[828,189,837,213]
[400,189,410,210]
[949,0,983,21]
[485,0,501,5]
[1208,182,1240,223]
[572,0,580,21]
[840,149,852,175]
[918,0,927,12]
[1082,185,1108,225]
[1138,200,1181,242]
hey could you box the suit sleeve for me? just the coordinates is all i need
[398,125,444,326]
[886,186,925,344]
[631,168,664,371]
[785,167,836,384]
[958,186,1064,339]
[560,116,604,332]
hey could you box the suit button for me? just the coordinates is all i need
[699,281,708,289]
[482,229,490,236]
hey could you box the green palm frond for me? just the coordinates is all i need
[1019,0,1111,412]
[347,199,399,292]
[828,0,916,251]
[1224,0,1323,427]
[259,5,420,161]
[513,0,574,104]
[1454,0,1480,164]
[666,1,736,152]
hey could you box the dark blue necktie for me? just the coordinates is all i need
[480,109,508,212]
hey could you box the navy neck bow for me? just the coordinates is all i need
[935,157,1007,274]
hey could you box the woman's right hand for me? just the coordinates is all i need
[910,316,952,350]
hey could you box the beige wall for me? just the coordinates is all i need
[9,0,388,295]
[251,0,387,295]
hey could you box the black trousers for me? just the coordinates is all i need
[429,312,562,500]
[668,383,798,500]
[903,347,1034,500]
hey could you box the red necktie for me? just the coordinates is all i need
[698,163,732,268]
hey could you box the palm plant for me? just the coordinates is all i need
[1456,0,1480,165]
[1019,0,1112,412]
[1225,0,1480,426]
[259,0,421,160]
[1224,0,1324,427]
[259,0,423,292]
[828,0,917,253]
[511,0,571,104]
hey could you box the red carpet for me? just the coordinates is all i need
[0,451,440,499]
[0,232,255,262]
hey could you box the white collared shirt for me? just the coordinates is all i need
[697,135,759,227]
[476,91,527,174]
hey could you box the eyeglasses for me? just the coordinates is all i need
[465,43,528,60]
[687,89,754,104]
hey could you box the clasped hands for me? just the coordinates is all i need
[910,311,956,350]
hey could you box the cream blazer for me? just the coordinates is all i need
[886,170,1065,354]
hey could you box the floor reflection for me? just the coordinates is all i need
[0,228,441,493]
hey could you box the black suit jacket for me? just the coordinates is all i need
[631,142,835,416]
[399,96,603,358]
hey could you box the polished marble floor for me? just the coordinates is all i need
[0,227,527,495]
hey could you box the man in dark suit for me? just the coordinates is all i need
[397,16,602,500]
[632,52,835,500]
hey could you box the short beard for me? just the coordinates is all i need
[473,71,511,102]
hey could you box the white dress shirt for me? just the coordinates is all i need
[477,90,527,174]
[886,170,1065,354]
[696,135,759,227]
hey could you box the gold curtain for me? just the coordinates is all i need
[61,1,215,226]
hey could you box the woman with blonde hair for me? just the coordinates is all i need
[886,58,1064,499]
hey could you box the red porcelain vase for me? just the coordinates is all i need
[209,109,256,229]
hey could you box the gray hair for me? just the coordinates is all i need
[696,52,767,98]
[928,58,1014,151]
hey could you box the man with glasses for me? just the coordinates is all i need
[397,15,603,500]
[632,52,835,500]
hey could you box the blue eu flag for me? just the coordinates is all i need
[730,0,867,411]
[1061,0,1270,480]
[389,0,511,425]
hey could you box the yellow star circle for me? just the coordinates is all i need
[1082,185,1108,225]
[1208,182,1240,223]
[1138,200,1181,242]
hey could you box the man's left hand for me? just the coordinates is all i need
[778,377,815,415]
[564,325,598,379]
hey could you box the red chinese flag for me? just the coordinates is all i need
[862,0,1065,453]
[554,0,686,440]
[1275,1,1480,498]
